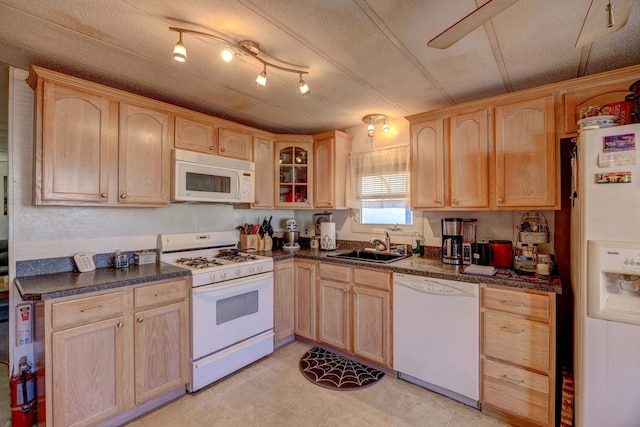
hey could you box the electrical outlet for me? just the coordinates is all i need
[478,235,492,243]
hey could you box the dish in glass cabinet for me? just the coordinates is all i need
[577,115,619,130]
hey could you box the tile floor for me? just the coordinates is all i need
[126,341,508,427]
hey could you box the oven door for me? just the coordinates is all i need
[191,271,273,360]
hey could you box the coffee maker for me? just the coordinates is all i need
[442,218,463,265]
[462,219,477,265]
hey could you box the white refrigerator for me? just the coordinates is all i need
[571,123,640,427]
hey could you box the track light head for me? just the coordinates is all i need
[299,74,310,95]
[173,33,187,62]
[256,67,267,86]
[382,121,390,133]
[606,1,615,28]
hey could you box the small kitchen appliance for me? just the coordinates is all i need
[471,242,492,266]
[283,219,300,250]
[489,240,513,268]
[442,218,463,265]
[158,231,274,392]
[462,219,477,265]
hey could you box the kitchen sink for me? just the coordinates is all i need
[327,250,409,264]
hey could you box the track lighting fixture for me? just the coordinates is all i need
[606,1,615,28]
[256,65,267,86]
[172,31,187,62]
[298,73,310,95]
[362,114,390,138]
[169,26,310,95]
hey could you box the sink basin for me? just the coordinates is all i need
[327,250,409,264]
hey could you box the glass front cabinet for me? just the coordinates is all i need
[275,139,313,208]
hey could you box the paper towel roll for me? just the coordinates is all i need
[320,222,336,250]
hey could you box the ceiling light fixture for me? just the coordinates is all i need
[169,27,310,95]
[606,1,615,28]
[298,73,310,95]
[256,65,267,86]
[172,31,187,62]
[362,114,389,138]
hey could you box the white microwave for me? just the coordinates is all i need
[171,149,255,203]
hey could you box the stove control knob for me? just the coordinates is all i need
[221,272,227,279]
[236,268,241,276]
[257,265,264,271]
[249,266,255,273]
[210,273,217,281]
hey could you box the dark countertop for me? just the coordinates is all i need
[15,262,191,301]
[263,248,562,294]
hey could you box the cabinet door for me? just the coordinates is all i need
[274,260,295,345]
[449,109,490,208]
[294,260,316,340]
[314,137,334,209]
[275,142,314,208]
[175,114,217,154]
[219,128,253,160]
[134,301,188,404]
[352,285,390,366]
[253,137,275,207]
[494,95,557,208]
[118,102,171,206]
[411,119,445,208]
[318,280,350,351]
[52,316,130,427]
[39,81,112,204]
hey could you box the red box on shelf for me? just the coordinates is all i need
[605,101,631,125]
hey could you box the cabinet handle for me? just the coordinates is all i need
[452,199,458,205]
[502,375,525,385]
[502,326,525,334]
[117,322,124,329]
[436,199,442,205]
[120,194,127,199]
[137,317,144,323]
[80,306,103,313]
[208,146,214,151]
[221,147,225,152]
[498,197,504,203]
[342,288,348,293]
[155,291,172,297]
[307,201,311,205]
[502,300,525,307]
[100,193,107,198]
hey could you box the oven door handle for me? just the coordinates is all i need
[192,271,273,295]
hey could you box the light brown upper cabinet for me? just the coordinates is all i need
[118,102,171,206]
[253,136,276,207]
[28,66,172,207]
[494,95,558,209]
[174,113,218,154]
[449,109,490,209]
[313,130,353,209]
[410,118,446,209]
[275,136,314,208]
[219,128,253,161]
[410,109,490,210]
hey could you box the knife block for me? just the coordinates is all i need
[240,235,272,251]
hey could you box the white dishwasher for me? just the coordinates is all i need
[393,272,479,408]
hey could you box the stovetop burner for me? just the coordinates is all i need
[176,257,224,269]
[215,249,258,263]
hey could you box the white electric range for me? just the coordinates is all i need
[158,230,274,392]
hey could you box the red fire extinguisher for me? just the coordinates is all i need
[10,356,36,427]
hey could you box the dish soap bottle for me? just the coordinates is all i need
[413,232,422,254]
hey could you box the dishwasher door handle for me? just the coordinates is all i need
[395,279,476,297]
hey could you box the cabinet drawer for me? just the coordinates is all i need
[482,287,549,321]
[483,311,550,372]
[354,268,390,291]
[319,263,351,283]
[483,359,549,425]
[135,280,187,309]
[52,292,125,329]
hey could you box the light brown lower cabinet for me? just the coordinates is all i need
[480,285,556,427]
[294,259,317,340]
[274,259,295,346]
[40,278,189,427]
[314,262,392,368]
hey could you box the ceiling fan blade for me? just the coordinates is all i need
[427,0,520,49]
[575,0,633,48]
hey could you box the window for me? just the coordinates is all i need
[347,145,420,233]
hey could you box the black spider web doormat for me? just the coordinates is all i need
[299,347,385,391]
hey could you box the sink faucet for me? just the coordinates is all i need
[370,232,391,252]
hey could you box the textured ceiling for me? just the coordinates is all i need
[0,0,638,134]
